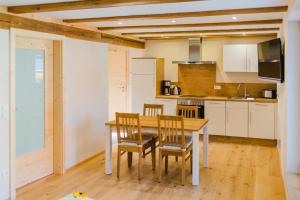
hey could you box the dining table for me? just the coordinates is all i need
[104,116,209,186]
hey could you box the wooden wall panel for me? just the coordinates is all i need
[156,58,164,96]
[178,64,276,97]
[178,64,217,96]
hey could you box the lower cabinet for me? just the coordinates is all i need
[249,102,275,139]
[156,99,177,115]
[226,102,249,137]
[205,101,226,136]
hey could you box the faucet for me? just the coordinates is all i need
[236,83,250,98]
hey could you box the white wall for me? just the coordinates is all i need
[63,38,109,169]
[145,39,188,81]
[285,21,300,173]
[0,29,10,200]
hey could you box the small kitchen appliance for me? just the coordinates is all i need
[161,80,171,95]
[262,89,277,99]
[170,85,181,95]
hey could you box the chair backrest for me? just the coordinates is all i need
[116,112,142,145]
[143,104,164,116]
[176,105,198,119]
[157,115,186,149]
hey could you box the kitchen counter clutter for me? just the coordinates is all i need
[156,95,278,103]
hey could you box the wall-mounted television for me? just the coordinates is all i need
[258,38,284,83]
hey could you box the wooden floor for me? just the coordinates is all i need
[17,137,286,200]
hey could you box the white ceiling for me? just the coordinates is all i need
[0,0,288,38]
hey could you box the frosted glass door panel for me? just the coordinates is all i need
[15,48,45,156]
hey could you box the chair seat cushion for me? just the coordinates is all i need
[160,136,192,151]
[118,135,153,147]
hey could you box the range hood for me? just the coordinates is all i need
[172,38,216,65]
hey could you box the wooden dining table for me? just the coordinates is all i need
[104,116,209,186]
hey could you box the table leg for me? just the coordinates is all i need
[192,131,200,186]
[105,125,112,174]
[203,125,209,168]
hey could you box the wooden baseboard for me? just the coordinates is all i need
[66,151,105,173]
[205,135,277,146]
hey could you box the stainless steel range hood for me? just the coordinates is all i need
[172,38,216,65]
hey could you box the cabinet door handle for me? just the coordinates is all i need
[255,104,268,106]
[248,59,251,71]
[226,111,229,123]
[249,111,252,124]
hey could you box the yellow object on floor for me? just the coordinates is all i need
[59,192,93,200]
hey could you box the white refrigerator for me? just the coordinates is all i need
[129,58,157,114]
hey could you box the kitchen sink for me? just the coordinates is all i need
[229,97,256,101]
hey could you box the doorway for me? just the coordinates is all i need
[108,46,128,120]
[15,37,54,188]
[10,33,64,194]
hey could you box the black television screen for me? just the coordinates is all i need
[258,38,284,82]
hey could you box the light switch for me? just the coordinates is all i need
[1,105,8,119]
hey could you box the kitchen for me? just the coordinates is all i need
[1,0,300,200]
[131,37,278,140]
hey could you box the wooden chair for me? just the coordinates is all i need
[176,105,198,119]
[142,104,164,157]
[157,115,193,185]
[143,104,164,116]
[175,105,198,162]
[116,112,156,180]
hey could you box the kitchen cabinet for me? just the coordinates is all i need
[223,44,258,72]
[226,102,248,137]
[249,103,275,139]
[156,99,177,115]
[204,101,226,136]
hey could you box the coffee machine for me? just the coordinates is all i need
[161,80,171,95]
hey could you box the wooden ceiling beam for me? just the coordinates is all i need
[98,19,283,30]
[64,6,287,23]
[141,33,278,40]
[122,28,280,36]
[0,12,144,48]
[8,0,203,14]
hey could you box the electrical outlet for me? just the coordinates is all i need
[214,85,222,90]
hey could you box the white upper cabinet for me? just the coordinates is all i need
[246,44,258,72]
[223,44,258,72]
[223,44,247,72]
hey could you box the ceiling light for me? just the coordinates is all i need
[232,16,237,20]
[117,21,123,25]
[171,20,177,23]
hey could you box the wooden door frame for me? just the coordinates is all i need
[9,29,65,200]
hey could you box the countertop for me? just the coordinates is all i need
[156,95,278,103]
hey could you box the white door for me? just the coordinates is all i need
[223,44,247,72]
[205,101,226,136]
[226,102,248,137]
[15,37,54,188]
[249,103,275,139]
[109,47,128,120]
[246,44,258,72]
[131,74,155,114]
